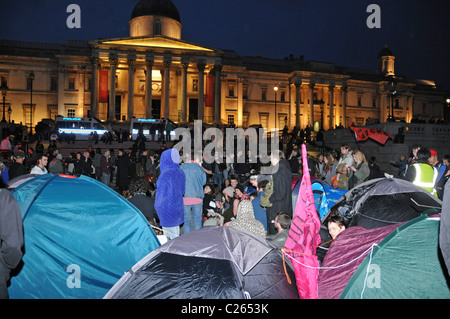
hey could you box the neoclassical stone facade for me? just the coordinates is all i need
[0,0,447,133]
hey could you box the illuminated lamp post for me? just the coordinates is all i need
[274,84,279,129]
[1,82,8,123]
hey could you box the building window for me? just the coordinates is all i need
[192,79,198,92]
[372,96,377,108]
[1,75,7,87]
[50,77,58,91]
[23,104,35,130]
[357,95,362,107]
[243,86,248,100]
[280,91,286,102]
[261,88,267,101]
[259,113,269,128]
[153,20,161,35]
[67,108,76,117]
[228,81,235,97]
[227,114,235,125]
[69,77,75,90]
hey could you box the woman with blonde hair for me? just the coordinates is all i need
[348,150,370,189]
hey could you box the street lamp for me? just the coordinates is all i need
[388,76,397,121]
[28,71,35,135]
[274,84,279,129]
[1,82,8,123]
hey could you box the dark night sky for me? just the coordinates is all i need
[1,0,449,92]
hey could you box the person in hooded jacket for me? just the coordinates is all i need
[155,148,185,240]
[266,150,293,235]
[228,200,266,238]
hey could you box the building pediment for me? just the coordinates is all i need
[91,35,220,55]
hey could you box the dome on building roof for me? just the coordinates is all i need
[131,0,181,23]
[378,45,394,59]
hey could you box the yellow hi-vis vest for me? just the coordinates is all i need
[412,163,438,197]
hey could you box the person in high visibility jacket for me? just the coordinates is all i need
[405,148,438,197]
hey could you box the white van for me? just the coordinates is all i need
[54,116,110,140]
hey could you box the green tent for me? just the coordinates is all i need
[341,214,450,299]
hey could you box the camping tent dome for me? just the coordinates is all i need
[340,214,450,299]
[105,226,299,299]
[8,173,160,299]
[323,177,442,229]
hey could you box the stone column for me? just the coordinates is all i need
[90,56,100,118]
[180,61,189,123]
[108,55,117,121]
[329,82,335,129]
[295,80,301,128]
[309,81,315,127]
[237,78,243,127]
[127,56,136,121]
[163,57,172,120]
[197,62,205,122]
[57,64,65,116]
[342,84,347,127]
[145,55,154,119]
[214,64,222,124]
[77,65,86,118]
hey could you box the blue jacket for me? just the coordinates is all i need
[155,149,185,227]
[180,161,206,199]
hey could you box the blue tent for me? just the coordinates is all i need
[8,174,160,299]
[292,177,346,221]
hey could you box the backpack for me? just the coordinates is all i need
[260,177,273,207]
[135,162,144,177]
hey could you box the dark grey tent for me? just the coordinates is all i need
[104,226,299,299]
[440,181,450,276]
[323,177,442,229]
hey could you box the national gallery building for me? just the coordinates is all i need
[0,0,447,133]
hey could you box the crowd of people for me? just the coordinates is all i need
[1,124,450,298]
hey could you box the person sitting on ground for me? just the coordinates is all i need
[227,200,266,238]
[128,177,156,224]
[269,212,291,249]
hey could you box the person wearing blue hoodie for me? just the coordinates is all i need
[180,152,207,233]
[155,148,185,240]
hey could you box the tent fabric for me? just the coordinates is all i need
[318,222,403,299]
[8,173,160,299]
[324,177,442,229]
[292,177,346,220]
[440,180,450,276]
[105,226,299,299]
[340,214,450,299]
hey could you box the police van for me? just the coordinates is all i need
[130,118,177,141]
[54,116,110,140]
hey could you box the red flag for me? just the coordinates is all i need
[205,75,215,107]
[284,143,321,299]
[349,126,392,145]
[99,69,109,103]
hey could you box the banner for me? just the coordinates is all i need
[205,75,214,107]
[284,143,321,299]
[349,126,393,145]
[99,69,109,103]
